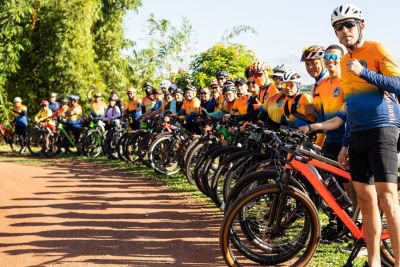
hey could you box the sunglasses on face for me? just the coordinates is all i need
[334,19,358,32]
[217,77,226,80]
[323,53,341,61]
[272,76,283,81]
[253,73,264,78]
[281,82,294,89]
[199,92,208,95]
[247,81,256,85]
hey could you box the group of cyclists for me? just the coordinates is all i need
[7,3,400,267]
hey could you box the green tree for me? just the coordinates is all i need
[128,14,193,91]
[189,43,256,88]
[0,0,141,120]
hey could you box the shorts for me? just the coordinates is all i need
[349,127,399,184]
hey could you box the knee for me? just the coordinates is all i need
[378,192,398,212]
[356,193,377,210]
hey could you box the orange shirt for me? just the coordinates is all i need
[181,98,201,116]
[259,83,279,104]
[283,93,316,127]
[232,95,249,115]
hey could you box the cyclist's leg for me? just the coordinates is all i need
[376,182,400,266]
[349,129,381,266]
[370,127,400,266]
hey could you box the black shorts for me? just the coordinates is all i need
[349,127,399,184]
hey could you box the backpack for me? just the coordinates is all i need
[283,93,314,124]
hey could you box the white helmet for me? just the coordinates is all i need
[331,4,364,26]
[160,80,171,88]
[13,97,22,103]
[270,64,294,77]
[282,71,302,83]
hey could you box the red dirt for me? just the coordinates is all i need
[0,157,225,267]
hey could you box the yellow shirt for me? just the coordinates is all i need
[34,108,54,125]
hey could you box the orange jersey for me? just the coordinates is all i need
[181,98,201,116]
[232,95,249,115]
[259,83,279,104]
[263,92,286,125]
[126,98,142,112]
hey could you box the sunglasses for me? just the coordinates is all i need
[253,73,264,78]
[272,76,283,81]
[127,92,133,95]
[217,77,226,80]
[247,81,256,85]
[281,82,294,89]
[323,53,341,61]
[199,92,208,95]
[334,19,358,32]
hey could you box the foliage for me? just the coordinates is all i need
[128,14,193,92]
[0,0,141,120]
[190,43,256,88]
[221,25,257,43]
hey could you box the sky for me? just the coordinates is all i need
[123,0,400,85]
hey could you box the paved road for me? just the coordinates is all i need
[0,158,225,267]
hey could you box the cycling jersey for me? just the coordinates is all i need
[49,101,59,114]
[181,98,201,116]
[261,92,286,125]
[52,105,69,119]
[341,41,400,132]
[213,94,225,111]
[125,98,142,119]
[258,83,279,105]
[232,95,249,115]
[34,108,53,123]
[91,101,107,117]
[313,76,345,144]
[13,104,28,127]
[142,96,156,113]
[283,93,316,128]
[67,104,82,126]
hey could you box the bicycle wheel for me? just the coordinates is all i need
[220,183,320,266]
[9,132,28,154]
[82,130,103,158]
[27,126,45,156]
[148,133,181,175]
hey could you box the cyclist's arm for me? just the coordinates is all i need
[360,69,400,96]
[309,116,344,131]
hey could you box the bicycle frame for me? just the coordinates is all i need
[286,150,390,241]
[58,123,76,146]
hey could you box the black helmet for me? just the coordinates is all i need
[234,77,246,85]
[222,84,236,94]
[216,70,229,79]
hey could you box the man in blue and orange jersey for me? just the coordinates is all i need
[300,44,348,243]
[125,87,142,130]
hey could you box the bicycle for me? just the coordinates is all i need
[220,128,394,267]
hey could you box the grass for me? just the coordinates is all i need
[0,145,370,266]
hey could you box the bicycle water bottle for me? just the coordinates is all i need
[325,175,352,209]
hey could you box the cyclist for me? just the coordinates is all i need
[281,71,316,128]
[141,84,157,114]
[199,87,217,113]
[65,94,82,146]
[12,97,28,153]
[110,89,123,112]
[124,87,142,130]
[216,70,229,87]
[52,97,69,120]
[301,45,329,147]
[247,77,261,112]
[104,96,121,129]
[87,85,107,118]
[269,64,294,90]
[170,88,184,113]
[172,85,201,133]
[299,44,349,243]
[160,80,172,94]
[210,79,224,111]
[207,84,237,120]
[330,4,400,266]
[250,60,279,105]
[48,92,59,113]
[34,100,56,151]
